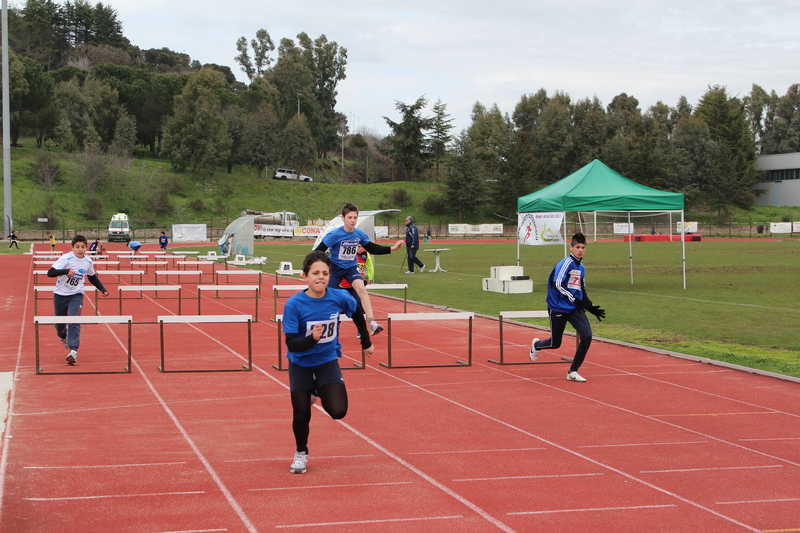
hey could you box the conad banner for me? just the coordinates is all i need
[517,212,564,245]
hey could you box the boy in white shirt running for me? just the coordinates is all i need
[47,235,109,365]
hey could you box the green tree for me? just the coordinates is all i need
[760,84,800,155]
[235,29,275,82]
[382,96,433,180]
[429,98,453,179]
[18,57,56,147]
[244,103,281,178]
[571,96,607,167]
[695,85,759,210]
[281,114,316,174]
[163,68,232,174]
[297,32,347,156]
[446,131,486,222]
[532,91,573,183]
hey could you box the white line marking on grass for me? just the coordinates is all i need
[24,462,187,469]
[579,440,709,448]
[453,473,604,482]
[508,504,677,516]
[642,465,783,474]
[593,288,800,313]
[408,447,546,455]
[275,515,463,529]
[716,497,800,505]
[250,481,413,491]
[25,490,205,501]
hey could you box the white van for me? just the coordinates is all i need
[108,213,132,242]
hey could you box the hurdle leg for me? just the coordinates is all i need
[273,318,286,371]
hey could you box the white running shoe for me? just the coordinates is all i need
[66,350,77,365]
[567,371,586,382]
[404,271,414,274]
[369,320,384,336]
[419,265,425,273]
[529,338,540,362]
[290,451,308,474]
[60,336,69,350]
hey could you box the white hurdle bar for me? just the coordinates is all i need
[34,314,132,375]
[155,270,203,284]
[382,312,474,369]
[118,285,183,315]
[33,286,98,315]
[197,285,260,321]
[215,269,263,285]
[489,311,574,366]
[274,269,304,286]
[157,314,253,373]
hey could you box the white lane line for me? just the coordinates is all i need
[579,440,709,448]
[739,437,800,442]
[24,462,187,469]
[250,481,413,491]
[509,504,677,516]
[717,497,800,505]
[408,447,546,454]
[453,473,604,482]
[225,454,374,463]
[157,529,228,533]
[275,515,463,529]
[25,490,205,501]
[642,465,783,474]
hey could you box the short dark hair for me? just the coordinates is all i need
[571,232,586,246]
[342,202,359,217]
[72,234,88,246]
[303,250,331,274]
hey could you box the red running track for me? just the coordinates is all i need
[1,247,799,532]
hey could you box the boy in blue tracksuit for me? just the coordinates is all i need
[529,233,605,382]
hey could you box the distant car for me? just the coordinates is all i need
[272,168,313,182]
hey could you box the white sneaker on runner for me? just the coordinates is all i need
[567,371,586,382]
[419,265,425,273]
[529,338,540,362]
[60,336,69,350]
[369,320,384,336]
[290,451,308,474]
[66,350,77,365]
[404,271,414,274]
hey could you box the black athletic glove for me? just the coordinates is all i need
[588,305,605,321]
[573,298,587,310]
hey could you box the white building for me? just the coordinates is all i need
[753,152,800,207]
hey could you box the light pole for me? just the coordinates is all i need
[296,94,301,117]
[2,0,12,237]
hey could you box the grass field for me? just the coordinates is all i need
[256,238,800,378]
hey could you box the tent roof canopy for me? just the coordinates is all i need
[518,159,684,213]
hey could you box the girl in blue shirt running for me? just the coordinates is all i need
[283,251,373,474]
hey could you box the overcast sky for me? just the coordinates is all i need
[112,0,799,137]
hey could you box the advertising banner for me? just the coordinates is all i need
[770,222,792,234]
[517,212,564,245]
[172,224,207,242]
[613,223,634,234]
[255,225,294,237]
[676,221,698,234]
[448,223,504,235]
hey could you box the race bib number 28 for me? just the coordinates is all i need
[306,318,338,344]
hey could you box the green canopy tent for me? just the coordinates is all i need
[517,159,687,288]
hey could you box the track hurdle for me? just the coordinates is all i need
[214,269,263,285]
[34,315,132,375]
[130,260,168,274]
[157,314,252,373]
[34,286,99,315]
[99,270,144,285]
[118,285,183,314]
[273,315,366,371]
[489,310,576,365]
[381,312,474,369]
[155,270,203,285]
[367,284,408,313]
[197,285,260,321]
[274,269,304,285]
[272,285,306,319]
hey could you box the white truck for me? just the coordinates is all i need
[246,210,299,238]
[107,213,132,242]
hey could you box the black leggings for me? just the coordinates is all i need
[291,382,348,454]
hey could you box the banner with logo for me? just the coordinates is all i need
[448,224,504,235]
[517,212,564,245]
